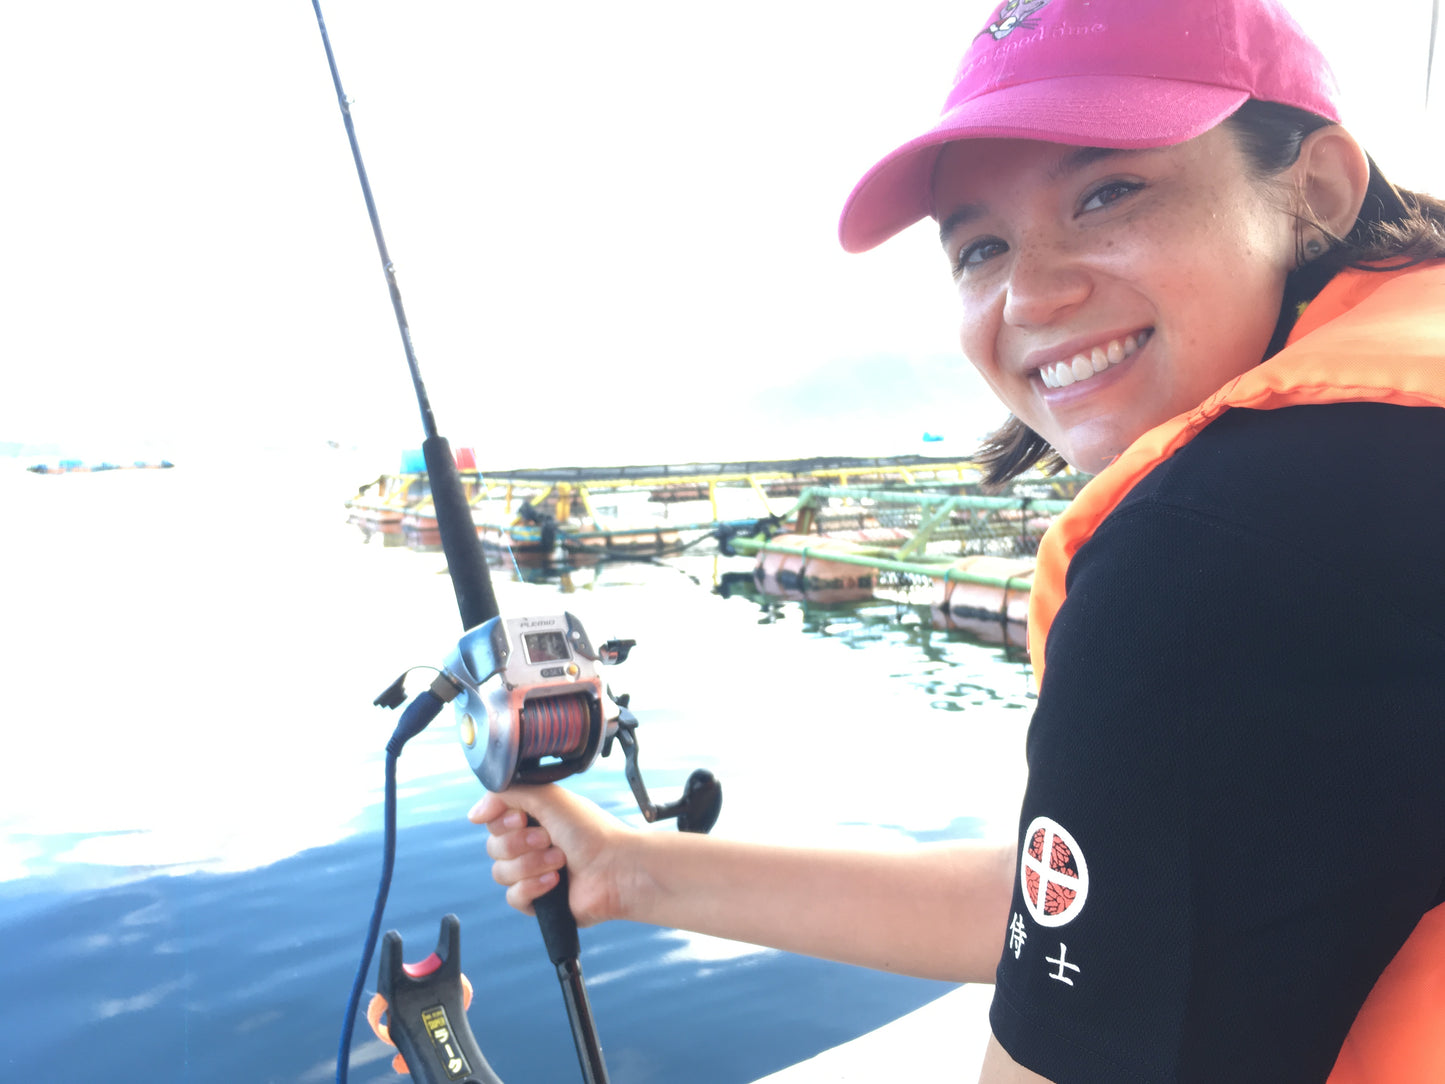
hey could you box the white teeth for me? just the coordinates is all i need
[1038,330,1150,390]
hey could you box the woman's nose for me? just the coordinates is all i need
[1001,242,1091,328]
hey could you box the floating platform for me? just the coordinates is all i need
[732,486,1077,649]
[346,452,994,562]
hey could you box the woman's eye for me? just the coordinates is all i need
[1079,180,1142,213]
[955,237,1007,272]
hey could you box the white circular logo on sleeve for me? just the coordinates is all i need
[1020,816,1088,927]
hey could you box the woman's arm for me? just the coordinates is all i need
[471,785,1014,984]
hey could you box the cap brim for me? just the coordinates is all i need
[838,75,1249,253]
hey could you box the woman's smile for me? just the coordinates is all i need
[1031,328,1152,390]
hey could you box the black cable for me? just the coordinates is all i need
[336,690,446,1084]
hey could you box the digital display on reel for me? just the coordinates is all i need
[522,630,571,664]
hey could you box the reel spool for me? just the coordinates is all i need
[445,613,612,791]
[518,694,592,761]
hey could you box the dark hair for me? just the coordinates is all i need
[970,99,1445,490]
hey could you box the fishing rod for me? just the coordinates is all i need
[308,0,494,632]
[309,5,722,1083]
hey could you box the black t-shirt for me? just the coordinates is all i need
[990,403,1445,1083]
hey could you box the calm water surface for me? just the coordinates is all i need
[0,451,1034,1083]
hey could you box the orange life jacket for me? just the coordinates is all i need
[1027,261,1445,1082]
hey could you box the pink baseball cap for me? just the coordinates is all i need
[838,0,1341,253]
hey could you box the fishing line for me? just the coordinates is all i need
[501,532,525,581]
[1429,0,1439,106]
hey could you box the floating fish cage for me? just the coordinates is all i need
[346,452,991,562]
[731,483,1081,648]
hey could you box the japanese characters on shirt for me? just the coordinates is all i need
[1009,816,1089,987]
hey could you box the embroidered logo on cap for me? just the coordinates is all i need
[1020,816,1088,927]
[986,0,1052,40]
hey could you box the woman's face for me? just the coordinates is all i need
[933,125,1298,474]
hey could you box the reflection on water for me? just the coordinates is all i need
[0,451,1033,1082]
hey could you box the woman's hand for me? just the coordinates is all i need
[469,785,632,927]
[473,786,1014,984]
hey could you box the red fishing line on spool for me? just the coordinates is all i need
[518,694,590,759]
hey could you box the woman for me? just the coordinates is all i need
[473,2,1445,1080]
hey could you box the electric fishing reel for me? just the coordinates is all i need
[443,612,721,833]
[445,612,617,790]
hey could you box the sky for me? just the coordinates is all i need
[1,1,1440,470]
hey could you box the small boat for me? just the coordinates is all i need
[347,472,429,539]
[403,486,690,563]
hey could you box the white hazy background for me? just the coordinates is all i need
[1,1,1441,470]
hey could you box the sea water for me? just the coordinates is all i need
[0,449,1034,1083]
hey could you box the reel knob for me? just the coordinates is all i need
[674,769,723,835]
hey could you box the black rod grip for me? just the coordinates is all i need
[422,436,500,630]
[528,816,580,965]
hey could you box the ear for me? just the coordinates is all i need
[1291,125,1370,239]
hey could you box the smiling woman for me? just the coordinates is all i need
[832,1,1445,1081]
[930,125,1327,474]
[473,3,1445,1082]
[938,109,1445,484]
